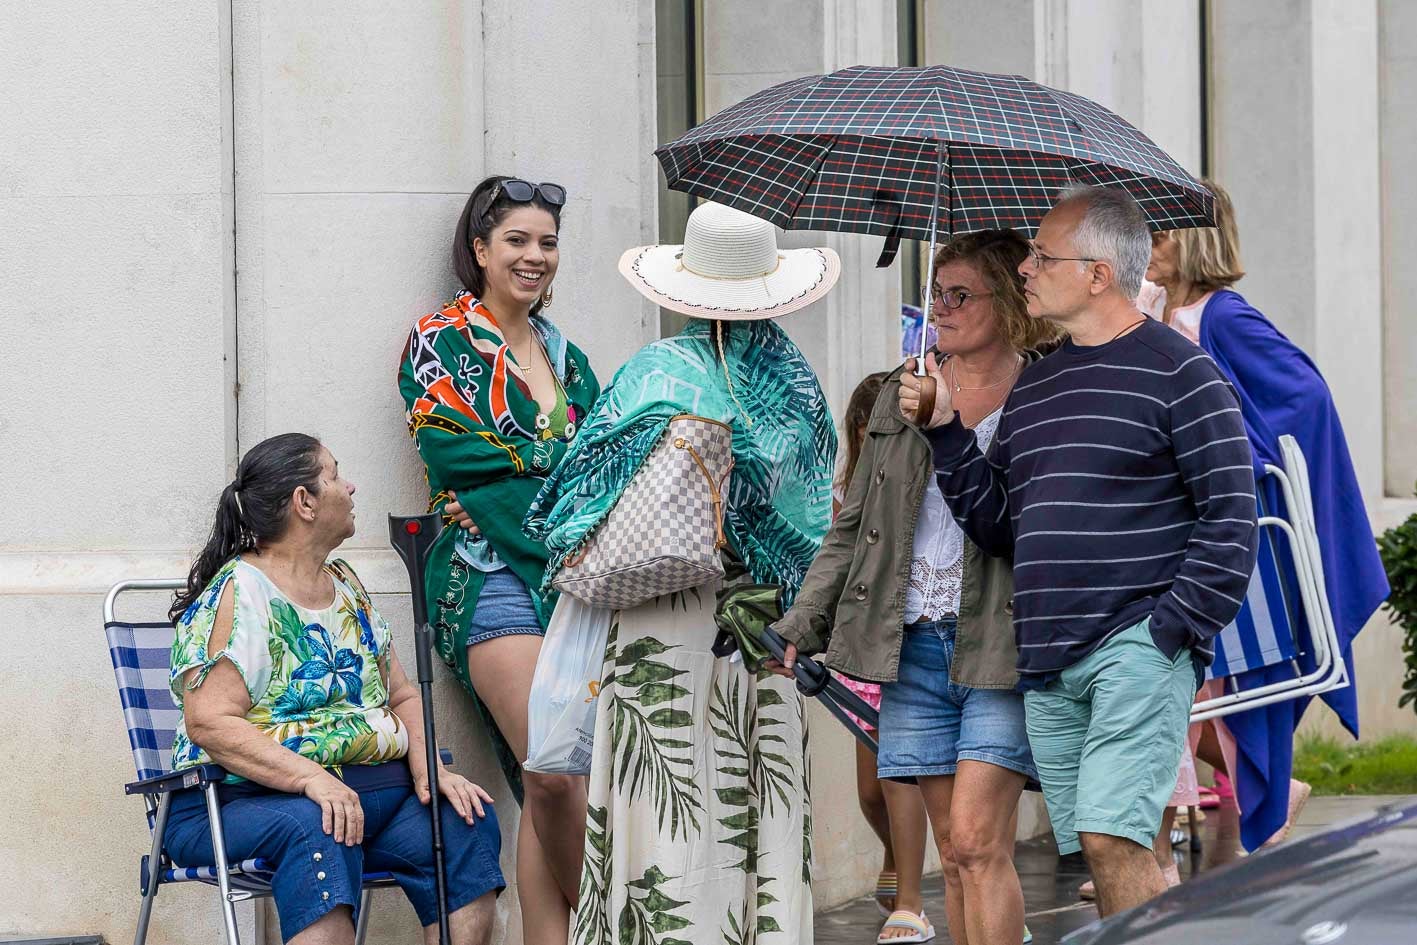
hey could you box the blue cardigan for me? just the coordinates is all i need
[1197,289,1389,849]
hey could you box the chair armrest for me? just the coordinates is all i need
[440,748,453,766]
[125,764,228,796]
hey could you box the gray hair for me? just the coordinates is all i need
[1056,183,1152,299]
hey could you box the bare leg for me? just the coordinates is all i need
[1151,807,1176,869]
[523,771,587,905]
[915,775,965,945]
[289,906,355,945]
[854,740,896,874]
[1194,720,1227,774]
[947,761,1027,945]
[464,635,571,945]
[1079,832,1166,917]
[425,889,497,945]
[881,777,928,924]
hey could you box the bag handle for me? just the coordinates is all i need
[675,434,732,550]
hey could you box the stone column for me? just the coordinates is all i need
[1380,0,1417,501]
[0,2,245,941]
[926,0,1202,174]
[1210,0,1385,505]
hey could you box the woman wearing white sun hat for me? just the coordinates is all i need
[525,201,840,945]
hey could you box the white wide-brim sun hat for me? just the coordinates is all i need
[618,201,841,320]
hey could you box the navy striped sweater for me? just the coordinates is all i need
[925,318,1259,688]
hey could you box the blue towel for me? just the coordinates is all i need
[1197,291,1389,850]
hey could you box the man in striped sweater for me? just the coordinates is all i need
[900,185,1258,917]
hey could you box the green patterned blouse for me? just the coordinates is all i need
[169,558,407,778]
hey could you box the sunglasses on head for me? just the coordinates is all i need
[486,178,567,210]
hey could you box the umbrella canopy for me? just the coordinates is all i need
[656,64,1214,241]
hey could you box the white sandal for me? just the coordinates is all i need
[877,909,935,944]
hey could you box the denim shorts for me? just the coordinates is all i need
[465,567,544,647]
[164,779,504,941]
[877,618,1036,782]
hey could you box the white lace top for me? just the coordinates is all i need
[904,405,1003,622]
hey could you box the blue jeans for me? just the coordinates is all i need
[164,782,504,941]
[877,618,1036,781]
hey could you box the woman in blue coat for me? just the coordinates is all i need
[1143,180,1390,851]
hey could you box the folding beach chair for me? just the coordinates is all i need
[104,579,403,945]
[1191,435,1349,722]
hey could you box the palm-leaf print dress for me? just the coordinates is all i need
[525,319,836,945]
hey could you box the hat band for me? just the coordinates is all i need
[675,252,785,281]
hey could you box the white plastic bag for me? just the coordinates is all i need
[522,595,612,775]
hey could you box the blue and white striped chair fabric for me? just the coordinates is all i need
[1205,482,1301,680]
[105,582,393,945]
[105,621,183,783]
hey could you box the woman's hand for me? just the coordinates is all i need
[763,642,799,679]
[899,353,955,430]
[302,770,365,846]
[445,491,480,536]
[416,768,495,824]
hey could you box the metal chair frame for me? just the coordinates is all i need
[1190,435,1350,723]
[106,579,391,945]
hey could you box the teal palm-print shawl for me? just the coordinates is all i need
[524,319,836,604]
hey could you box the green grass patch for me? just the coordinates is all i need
[1293,733,1417,796]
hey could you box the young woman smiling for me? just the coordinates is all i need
[398,175,600,944]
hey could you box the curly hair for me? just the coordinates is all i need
[932,229,1063,352]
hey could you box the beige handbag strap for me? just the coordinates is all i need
[674,434,734,550]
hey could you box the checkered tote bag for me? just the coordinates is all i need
[553,415,733,609]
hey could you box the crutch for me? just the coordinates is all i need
[388,513,451,945]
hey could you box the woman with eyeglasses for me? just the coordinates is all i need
[398,175,600,944]
[775,230,1059,945]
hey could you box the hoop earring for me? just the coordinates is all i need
[541,286,554,309]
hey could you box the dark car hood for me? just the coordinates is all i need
[1064,801,1417,945]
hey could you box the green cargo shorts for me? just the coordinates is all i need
[1023,617,1197,855]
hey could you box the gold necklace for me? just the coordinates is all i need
[948,354,1023,393]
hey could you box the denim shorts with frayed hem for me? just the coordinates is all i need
[876,618,1036,782]
[1023,616,1198,855]
[465,567,544,647]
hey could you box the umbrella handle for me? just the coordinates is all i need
[914,375,937,427]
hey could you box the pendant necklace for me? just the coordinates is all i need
[948,354,1023,393]
[518,333,576,440]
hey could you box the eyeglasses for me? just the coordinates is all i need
[1026,243,1097,269]
[479,179,567,215]
[921,285,994,310]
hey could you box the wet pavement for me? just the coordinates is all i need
[814,794,1415,945]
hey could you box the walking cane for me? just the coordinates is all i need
[389,513,452,945]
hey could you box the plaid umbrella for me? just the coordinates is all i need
[657,64,1213,376]
[656,64,1214,244]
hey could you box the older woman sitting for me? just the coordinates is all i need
[162,433,503,945]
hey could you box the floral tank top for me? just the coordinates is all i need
[169,557,408,778]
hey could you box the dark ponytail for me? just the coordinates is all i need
[453,174,563,314]
[170,433,326,622]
